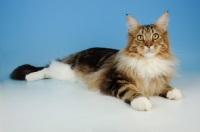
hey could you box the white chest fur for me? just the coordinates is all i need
[117,55,176,79]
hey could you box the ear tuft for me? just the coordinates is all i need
[126,14,140,32]
[155,12,169,31]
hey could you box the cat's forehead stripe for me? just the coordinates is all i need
[140,25,155,34]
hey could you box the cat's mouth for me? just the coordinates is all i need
[143,49,156,57]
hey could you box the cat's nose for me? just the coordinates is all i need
[145,43,152,48]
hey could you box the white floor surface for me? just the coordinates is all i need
[0,73,200,132]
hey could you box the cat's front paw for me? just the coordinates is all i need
[167,88,182,100]
[131,97,152,111]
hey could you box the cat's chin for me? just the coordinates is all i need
[143,51,156,58]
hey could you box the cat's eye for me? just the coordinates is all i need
[152,33,159,40]
[137,35,144,41]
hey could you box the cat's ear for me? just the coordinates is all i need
[155,12,169,31]
[126,14,140,32]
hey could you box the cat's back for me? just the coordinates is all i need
[62,47,119,71]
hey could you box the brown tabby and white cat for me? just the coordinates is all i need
[11,12,182,111]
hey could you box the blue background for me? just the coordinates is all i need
[0,0,200,81]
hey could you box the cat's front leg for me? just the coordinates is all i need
[159,85,182,100]
[130,96,152,111]
[111,83,152,111]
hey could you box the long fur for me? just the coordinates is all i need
[116,53,176,79]
[10,12,182,111]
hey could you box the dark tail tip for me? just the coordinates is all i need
[10,64,45,80]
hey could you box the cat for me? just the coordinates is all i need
[10,12,182,111]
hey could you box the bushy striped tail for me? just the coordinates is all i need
[10,64,45,80]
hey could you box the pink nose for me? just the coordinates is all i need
[145,43,152,48]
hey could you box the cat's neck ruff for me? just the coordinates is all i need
[116,54,176,79]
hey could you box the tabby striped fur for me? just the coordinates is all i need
[11,12,182,111]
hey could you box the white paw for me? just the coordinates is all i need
[25,73,38,81]
[25,69,47,82]
[131,97,152,111]
[167,88,182,100]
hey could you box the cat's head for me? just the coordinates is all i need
[124,12,172,59]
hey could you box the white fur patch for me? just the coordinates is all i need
[143,51,156,58]
[26,61,76,82]
[47,60,76,82]
[167,88,182,100]
[131,97,152,111]
[26,68,47,81]
[117,54,175,79]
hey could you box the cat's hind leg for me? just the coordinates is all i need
[25,68,48,81]
[26,60,76,82]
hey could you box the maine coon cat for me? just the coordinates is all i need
[11,12,182,111]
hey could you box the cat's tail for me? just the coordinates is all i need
[10,64,45,80]
[10,61,77,82]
